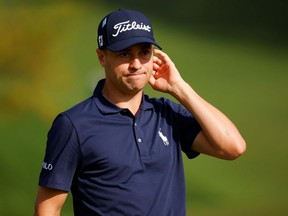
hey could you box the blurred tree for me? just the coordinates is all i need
[0,2,86,121]
[105,0,288,45]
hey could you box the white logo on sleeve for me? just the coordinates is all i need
[158,128,169,146]
[42,161,53,170]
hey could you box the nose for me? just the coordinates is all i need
[129,57,142,70]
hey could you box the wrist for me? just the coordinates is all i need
[169,80,189,98]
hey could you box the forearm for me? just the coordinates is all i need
[151,49,245,159]
[34,206,61,216]
[170,80,246,159]
[34,187,67,216]
[34,200,62,216]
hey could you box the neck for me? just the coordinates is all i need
[102,84,143,116]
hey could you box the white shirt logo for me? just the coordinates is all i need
[158,128,169,146]
[112,20,151,37]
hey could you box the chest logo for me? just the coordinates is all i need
[158,128,169,146]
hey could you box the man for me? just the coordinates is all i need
[34,9,246,216]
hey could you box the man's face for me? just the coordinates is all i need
[98,43,154,95]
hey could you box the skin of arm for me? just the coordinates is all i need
[34,186,68,216]
[149,49,246,160]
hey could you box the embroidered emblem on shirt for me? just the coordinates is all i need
[158,128,169,146]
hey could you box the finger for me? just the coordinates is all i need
[148,73,156,87]
[154,49,170,63]
[153,62,160,71]
[153,56,162,66]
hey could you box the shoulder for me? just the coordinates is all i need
[144,95,189,115]
[64,96,95,116]
[144,95,177,108]
[48,95,96,134]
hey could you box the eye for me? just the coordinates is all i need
[140,49,152,60]
[141,49,151,55]
[119,51,129,57]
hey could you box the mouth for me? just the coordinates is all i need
[126,72,146,78]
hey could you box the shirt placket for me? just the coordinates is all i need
[133,118,148,157]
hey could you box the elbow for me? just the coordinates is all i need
[225,138,246,160]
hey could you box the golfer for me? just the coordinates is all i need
[34,9,246,216]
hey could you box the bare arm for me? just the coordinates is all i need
[169,81,246,160]
[149,49,246,160]
[34,186,68,216]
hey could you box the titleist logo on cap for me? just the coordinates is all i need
[97,9,161,51]
[112,20,151,37]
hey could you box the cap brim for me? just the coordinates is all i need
[106,37,162,52]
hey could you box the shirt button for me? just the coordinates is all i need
[137,138,142,143]
[134,123,137,126]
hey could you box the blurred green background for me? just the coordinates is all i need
[0,0,287,215]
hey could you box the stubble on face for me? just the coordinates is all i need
[103,43,154,96]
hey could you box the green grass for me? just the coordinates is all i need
[0,2,288,215]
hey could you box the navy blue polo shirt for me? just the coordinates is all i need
[39,79,201,216]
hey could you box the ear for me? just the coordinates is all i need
[96,48,106,67]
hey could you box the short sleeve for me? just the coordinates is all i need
[175,105,202,159]
[38,113,80,191]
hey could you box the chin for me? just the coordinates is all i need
[127,79,147,89]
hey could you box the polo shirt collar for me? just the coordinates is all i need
[93,79,154,115]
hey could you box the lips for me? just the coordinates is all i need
[125,72,146,77]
